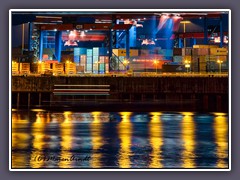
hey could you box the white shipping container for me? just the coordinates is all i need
[182,48,192,56]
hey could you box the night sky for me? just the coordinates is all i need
[12,23,29,48]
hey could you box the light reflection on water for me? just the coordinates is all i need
[181,112,195,168]
[118,112,132,168]
[214,113,228,168]
[90,111,103,168]
[30,113,46,168]
[12,112,30,168]
[11,110,229,169]
[149,112,163,168]
[59,111,74,168]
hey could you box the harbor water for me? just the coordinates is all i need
[11,109,228,169]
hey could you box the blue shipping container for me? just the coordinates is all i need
[74,48,80,56]
[74,56,80,64]
[87,49,93,56]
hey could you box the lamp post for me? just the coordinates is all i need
[180,21,191,48]
[123,59,129,72]
[22,24,25,55]
[184,60,191,73]
[153,60,159,74]
[37,60,42,74]
[217,60,223,73]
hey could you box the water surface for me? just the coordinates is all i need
[11,110,228,169]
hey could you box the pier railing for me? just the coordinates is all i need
[53,84,110,96]
[12,76,228,94]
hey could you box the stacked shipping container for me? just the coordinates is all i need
[173,46,228,72]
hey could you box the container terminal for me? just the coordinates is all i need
[11,10,229,112]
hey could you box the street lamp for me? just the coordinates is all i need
[184,60,191,73]
[180,21,191,48]
[123,59,130,71]
[153,60,159,74]
[217,60,223,73]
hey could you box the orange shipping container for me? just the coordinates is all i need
[113,49,139,57]
[65,62,76,75]
[19,63,30,74]
[12,62,19,74]
[192,48,209,56]
[210,48,228,56]
[193,45,218,48]
[53,63,64,75]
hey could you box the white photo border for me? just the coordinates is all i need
[9,9,231,171]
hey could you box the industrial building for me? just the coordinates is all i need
[11,10,229,75]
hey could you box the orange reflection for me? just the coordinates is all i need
[30,112,46,168]
[12,112,30,168]
[46,112,51,123]
[214,113,228,168]
[181,112,196,168]
[149,112,163,168]
[59,111,74,168]
[118,112,132,168]
[90,111,103,168]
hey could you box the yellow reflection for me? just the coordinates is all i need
[214,114,228,168]
[12,112,30,168]
[120,112,132,123]
[31,109,46,112]
[30,112,46,168]
[12,112,18,124]
[12,153,28,169]
[149,112,163,168]
[62,111,72,123]
[59,111,74,168]
[92,111,102,123]
[213,112,226,116]
[182,112,194,116]
[118,112,132,168]
[90,111,103,168]
[181,113,196,168]
[12,112,29,125]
